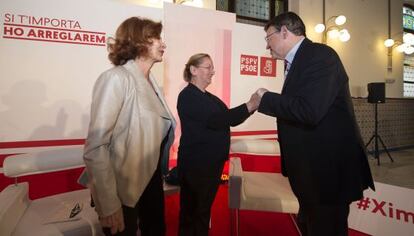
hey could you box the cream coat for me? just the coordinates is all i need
[82,60,175,217]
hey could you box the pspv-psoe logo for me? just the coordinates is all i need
[240,54,258,76]
[240,54,277,77]
[260,57,276,77]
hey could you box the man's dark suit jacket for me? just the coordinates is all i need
[259,38,375,205]
[177,83,251,175]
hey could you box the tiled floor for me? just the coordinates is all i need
[367,148,414,189]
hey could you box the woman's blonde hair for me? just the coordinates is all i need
[183,53,211,82]
[108,17,162,66]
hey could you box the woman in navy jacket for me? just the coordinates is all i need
[177,53,259,236]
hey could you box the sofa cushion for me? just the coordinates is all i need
[241,172,299,213]
[12,187,103,236]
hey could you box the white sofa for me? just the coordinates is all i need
[0,146,180,236]
[0,147,103,236]
[228,139,300,236]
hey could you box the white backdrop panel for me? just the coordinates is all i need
[0,0,162,142]
[230,23,284,135]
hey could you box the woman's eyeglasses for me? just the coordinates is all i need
[197,65,215,71]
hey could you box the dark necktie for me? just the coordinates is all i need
[284,59,290,75]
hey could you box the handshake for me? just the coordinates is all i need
[246,88,268,113]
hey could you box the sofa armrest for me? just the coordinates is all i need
[0,182,30,236]
[3,146,84,178]
[228,157,243,209]
[230,139,280,155]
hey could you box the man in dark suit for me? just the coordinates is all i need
[256,12,375,236]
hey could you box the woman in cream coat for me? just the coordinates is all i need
[82,17,175,236]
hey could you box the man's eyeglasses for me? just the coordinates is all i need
[197,65,215,71]
[265,31,278,41]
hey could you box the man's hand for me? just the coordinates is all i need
[256,88,268,98]
[100,207,125,235]
[246,92,261,112]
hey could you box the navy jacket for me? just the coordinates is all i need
[259,38,375,204]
